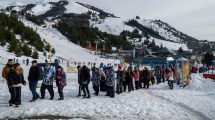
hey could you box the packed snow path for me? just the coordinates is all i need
[0,74,214,120]
[148,91,211,120]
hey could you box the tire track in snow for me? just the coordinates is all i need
[148,91,212,120]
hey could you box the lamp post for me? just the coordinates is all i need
[95,39,99,52]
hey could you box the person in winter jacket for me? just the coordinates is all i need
[80,65,91,98]
[149,71,155,85]
[167,69,174,89]
[192,66,198,73]
[154,66,162,84]
[123,68,127,92]
[2,59,14,106]
[105,67,115,98]
[116,66,123,94]
[7,63,26,107]
[100,68,106,92]
[2,59,14,81]
[28,60,41,102]
[77,65,83,97]
[125,68,133,92]
[142,67,149,89]
[133,68,140,90]
[56,66,66,100]
[92,68,101,96]
[130,68,134,91]
[139,69,143,89]
[161,67,166,82]
[40,63,56,100]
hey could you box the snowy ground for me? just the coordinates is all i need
[0,62,214,120]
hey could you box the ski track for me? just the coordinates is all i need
[148,91,212,120]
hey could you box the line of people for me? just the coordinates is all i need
[2,59,67,107]
[76,64,175,99]
[2,59,175,108]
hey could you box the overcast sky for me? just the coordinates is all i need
[74,0,215,41]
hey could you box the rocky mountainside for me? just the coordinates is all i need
[1,0,214,53]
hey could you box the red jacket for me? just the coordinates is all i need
[133,71,140,81]
[162,69,166,75]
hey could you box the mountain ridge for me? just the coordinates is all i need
[0,0,214,53]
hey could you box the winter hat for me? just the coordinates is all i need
[31,60,37,63]
[118,65,122,70]
[100,68,103,71]
[8,59,13,62]
[13,63,20,68]
[56,66,62,69]
[107,67,111,70]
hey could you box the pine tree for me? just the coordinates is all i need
[51,48,56,54]
[22,43,32,56]
[144,31,150,40]
[15,42,22,57]
[32,50,39,59]
[0,25,6,44]
[8,32,18,52]
[136,16,140,19]
[43,52,47,57]
[160,43,163,48]
[202,52,214,66]
[45,44,51,52]
[144,39,149,45]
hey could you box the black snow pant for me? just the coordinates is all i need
[157,77,161,84]
[82,84,90,96]
[40,84,54,99]
[78,84,82,96]
[116,83,123,94]
[143,79,149,89]
[106,86,115,98]
[124,81,131,92]
[58,85,64,99]
[100,77,107,92]
[93,85,99,95]
[9,87,21,105]
[123,81,126,92]
[135,81,139,90]
[162,75,165,82]
[168,81,173,89]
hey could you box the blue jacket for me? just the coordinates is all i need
[92,72,101,86]
[43,66,56,85]
[106,71,115,86]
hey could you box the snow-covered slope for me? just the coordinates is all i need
[90,17,134,35]
[22,19,117,65]
[0,0,193,51]
[151,38,188,51]
[30,3,53,15]
[137,19,182,42]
